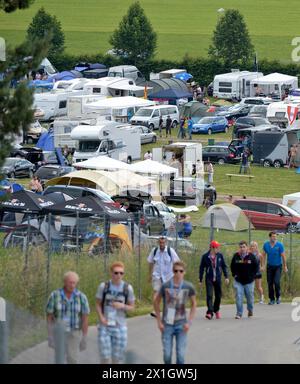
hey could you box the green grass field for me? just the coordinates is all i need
[0,0,299,62]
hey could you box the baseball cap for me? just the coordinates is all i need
[210,240,221,248]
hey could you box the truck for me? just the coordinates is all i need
[213,70,263,101]
[71,122,141,163]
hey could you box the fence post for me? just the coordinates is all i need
[209,213,215,244]
[104,215,109,274]
[53,322,65,364]
[0,298,8,364]
[47,213,52,297]
[25,215,31,269]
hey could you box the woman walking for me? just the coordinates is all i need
[249,241,264,304]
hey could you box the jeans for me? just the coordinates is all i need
[206,280,222,314]
[233,280,254,316]
[162,324,187,364]
[267,265,282,301]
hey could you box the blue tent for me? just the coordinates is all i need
[174,73,193,82]
[37,130,54,151]
[148,88,193,100]
[50,70,83,82]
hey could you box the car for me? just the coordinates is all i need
[164,178,217,204]
[240,97,273,106]
[151,201,176,229]
[10,147,62,167]
[1,158,35,179]
[234,199,300,232]
[35,165,75,186]
[202,145,241,165]
[248,105,268,118]
[234,117,271,136]
[192,116,229,135]
[43,185,115,203]
[135,125,157,144]
[217,104,251,125]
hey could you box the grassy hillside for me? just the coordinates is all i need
[0,0,299,62]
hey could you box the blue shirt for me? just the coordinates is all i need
[263,241,284,266]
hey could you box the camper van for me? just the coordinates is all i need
[82,77,145,98]
[213,70,263,101]
[267,100,300,129]
[71,122,141,163]
[67,94,106,119]
[108,66,144,82]
[130,105,179,130]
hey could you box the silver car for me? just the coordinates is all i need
[136,125,157,144]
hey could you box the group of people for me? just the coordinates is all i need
[46,232,287,365]
[178,117,193,140]
[158,115,173,138]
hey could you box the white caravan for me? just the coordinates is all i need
[71,122,141,163]
[267,100,300,128]
[213,70,263,100]
[67,94,106,119]
[83,77,145,98]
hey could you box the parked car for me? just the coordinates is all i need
[234,199,300,232]
[135,125,157,144]
[248,105,268,118]
[10,147,62,167]
[240,97,273,106]
[35,165,74,187]
[43,185,115,203]
[234,117,271,136]
[151,201,176,229]
[164,178,217,204]
[217,104,251,125]
[1,158,35,179]
[192,116,229,135]
[202,145,241,165]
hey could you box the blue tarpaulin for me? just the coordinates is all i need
[174,73,193,81]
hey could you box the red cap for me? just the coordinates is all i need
[210,240,221,249]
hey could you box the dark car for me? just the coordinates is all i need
[43,185,115,203]
[35,165,74,186]
[202,145,241,165]
[217,104,250,126]
[248,105,268,118]
[234,117,271,137]
[1,158,35,179]
[164,178,217,204]
[10,147,62,167]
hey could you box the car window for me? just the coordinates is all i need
[203,147,211,152]
[152,110,160,118]
[161,109,169,116]
[267,203,281,215]
[235,201,248,210]
[153,207,160,217]
[145,206,153,216]
[248,202,267,213]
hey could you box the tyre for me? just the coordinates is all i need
[208,129,212,135]
[273,160,282,169]
[287,223,298,233]
[149,124,154,131]
[172,121,178,129]
[152,135,157,143]
[263,160,272,168]
[218,158,225,165]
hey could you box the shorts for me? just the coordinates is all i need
[152,277,163,292]
[98,326,128,363]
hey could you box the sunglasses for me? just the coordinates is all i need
[174,269,184,273]
[113,271,124,275]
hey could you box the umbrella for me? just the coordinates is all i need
[44,196,129,221]
[174,73,193,82]
[45,192,73,205]
[0,190,57,213]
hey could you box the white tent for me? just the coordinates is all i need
[282,192,300,213]
[250,73,298,98]
[201,204,253,231]
[129,159,179,177]
[73,156,131,171]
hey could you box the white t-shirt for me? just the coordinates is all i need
[147,246,180,283]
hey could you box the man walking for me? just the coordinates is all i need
[96,262,135,364]
[231,241,259,319]
[199,241,229,320]
[159,116,164,138]
[166,115,172,137]
[154,261,197,364]
[46,271,90,364]
[148,237,180,317]
[261,232,288,305]
[239,149,250,174]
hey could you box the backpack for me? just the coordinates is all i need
[153,246,173,262]
[101,281,129,312]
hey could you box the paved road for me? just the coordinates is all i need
[11,303,300,364]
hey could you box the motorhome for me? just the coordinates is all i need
[267,100,300,129]
[108,66,145,82]
[83,77,145,97]
[213,70,263,100]
[130,105,179,130]
[71,122,141,163]
[67,94,106,119]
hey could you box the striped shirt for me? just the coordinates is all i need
[46,288,90,331]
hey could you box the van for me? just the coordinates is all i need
[130,105,179,130]
[234,199,300,232]
[108,65,145,82]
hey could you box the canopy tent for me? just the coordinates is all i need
[201,204,253,231]
[129,159,179,177]
[73,156,131,171]
[148,88,193,101]
[282,192,300,213]
[250,73,298,98]
[45,169,157,196]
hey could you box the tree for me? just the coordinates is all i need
[109,1,157,64]
[209,9,254,66]
[0,0,33,13]
[0,2,49,168]
[27,7,65,59]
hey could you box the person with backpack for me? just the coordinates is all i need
[148,237,180,318]
[96,261,135,364]
[199,241,229,320]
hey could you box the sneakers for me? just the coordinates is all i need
[215,312,221,320]
[259,296,265,304]
[235,314,242,320]
[276,298,281,305]
[268,300,275,305]
[205,313,213,320]
[150,312,157,318]
[248,311,253,318]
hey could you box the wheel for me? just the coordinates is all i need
[152,135,157,143]
[149,124,154,131]
[208,129,212,135]
[172,121,178,129]
[224,126,229,133]
[273,160,282,169]
[127,156,132,164]
[218,158,225,165]
[287,223,298,233]
[263,160,272,168]
[10,172,16,179]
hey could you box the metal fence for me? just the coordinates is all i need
[0,211,300,363]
